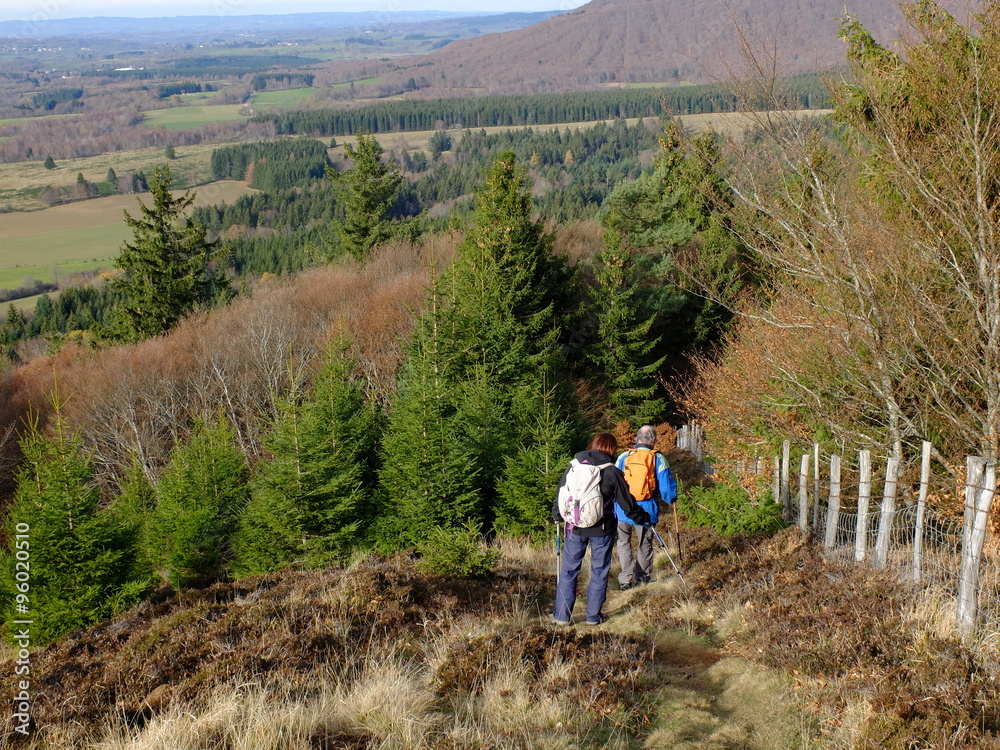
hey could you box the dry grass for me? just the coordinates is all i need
[98,659,439,750]
[11,524,998,749]
[2,532,819,750]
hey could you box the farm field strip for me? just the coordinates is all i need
[251,88,317,106]
[0,112,83,129]
[141,104,247,130]
[0,181,253,238]
[0,144,228,210]
[0,262,113,296]
[0,181,255,289]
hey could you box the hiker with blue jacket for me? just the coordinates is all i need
[551,432,651,625]
[615,425,678,590]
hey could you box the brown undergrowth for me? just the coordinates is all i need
[0,550,671,749]
[3,525,999,748]
[660,525,1000,749]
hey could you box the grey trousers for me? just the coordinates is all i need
[617,521,654,586]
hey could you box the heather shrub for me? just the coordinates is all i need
[678,481,785,535]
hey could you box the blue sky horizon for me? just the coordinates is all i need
[0,0,578,24]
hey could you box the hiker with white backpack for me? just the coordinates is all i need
[551,432,651,626]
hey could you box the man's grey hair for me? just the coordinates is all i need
[636,425,657,446]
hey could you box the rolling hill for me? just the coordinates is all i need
[346,0,910,93]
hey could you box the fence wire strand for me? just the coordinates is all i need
[723,435,1000,638]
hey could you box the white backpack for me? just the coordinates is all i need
[557,459,613,529]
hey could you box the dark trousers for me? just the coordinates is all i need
[554,528,613,623]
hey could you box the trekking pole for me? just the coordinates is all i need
[555,521,562,585]
[673,501,683,569]
[651,527,689,591]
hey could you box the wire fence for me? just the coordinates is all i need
[691,429,1000,639]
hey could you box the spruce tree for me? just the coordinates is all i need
[328,131,403,259]
[233,343,378,575]
[441,151,572,518]
[376,285,479,549]
[105,165,227,344]
[1,304,26,361]
[600,123,699,250]
[2,410,141,646]
[115,459,157,583]
[495,371,573,537]
[599,124,742,352]
[378,152,579,541]
[146,415,248,588]
[592,228,666,425]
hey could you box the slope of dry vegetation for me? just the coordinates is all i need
[0,237,455,498]
[1,520,997,748]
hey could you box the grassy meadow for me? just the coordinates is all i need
[142,88,328,131]
[142,104,247,130]
[0,112,83,129]
[0,142,225,211]
[0,181,254,289]
[251,88,317,107]
[331,76,383,88]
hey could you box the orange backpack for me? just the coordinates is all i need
[622,449,658,501]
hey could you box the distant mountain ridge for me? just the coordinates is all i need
[0,10,523,39]
[360,0,911,91]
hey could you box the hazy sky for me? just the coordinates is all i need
[0,0,578,23]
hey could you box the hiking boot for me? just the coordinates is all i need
[552,616,570,626]
[619,581,634,591]
[585,613,608,625]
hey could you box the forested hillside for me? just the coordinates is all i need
[323,0,909,93]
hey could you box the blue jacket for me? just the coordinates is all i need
[614,446,677,526]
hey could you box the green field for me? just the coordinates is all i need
[0,261,114,295]
[142,105,246,130]
[252,88,316,107]
[332,76,383,89]
[0,224,124,273]
[0,181,254,290]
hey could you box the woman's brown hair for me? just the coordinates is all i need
[587,432,618,456]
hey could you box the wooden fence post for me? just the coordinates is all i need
[798,454,810,531]
[872,456,900,569]
[855,450,872,562]
[957,458,996,637]
[781,439,791,521]
[824,454,841,550]
[913,441,931,584]
[812,442,821,528]
[772,456,781,506]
